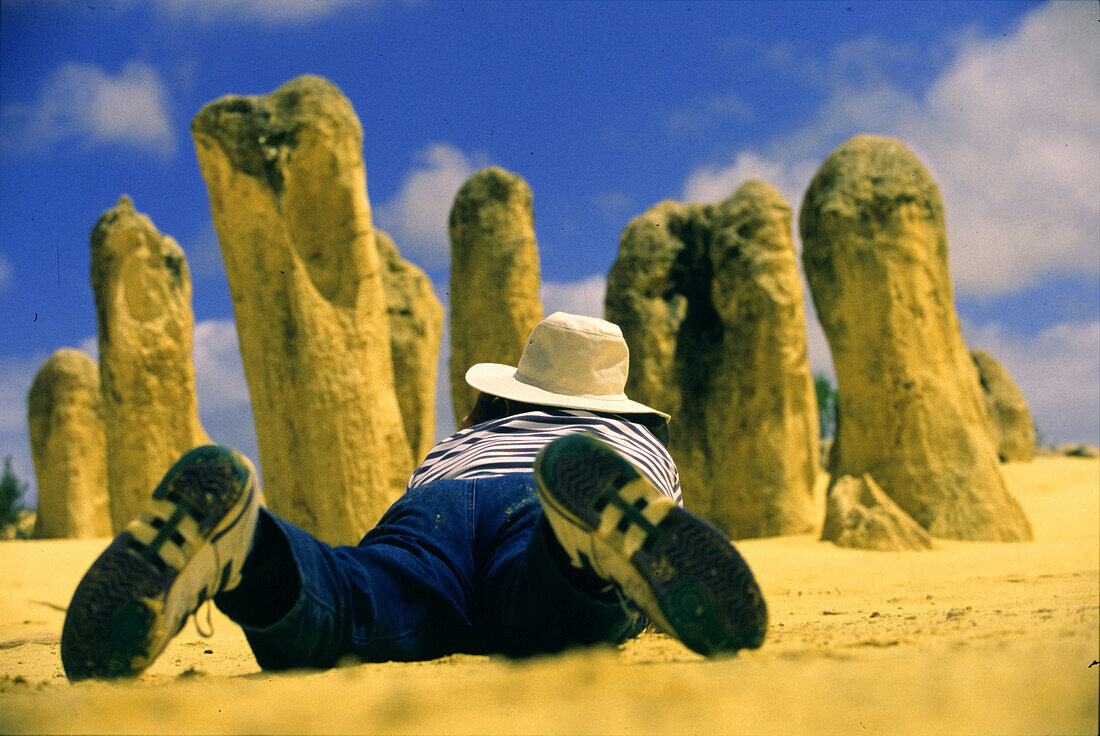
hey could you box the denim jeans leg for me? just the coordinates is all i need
[217,480,480,668]
[471,473,644,656]
[217,473,643,668]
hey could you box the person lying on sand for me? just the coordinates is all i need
[59,312,768,680]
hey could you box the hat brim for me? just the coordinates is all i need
[465,363,670,421]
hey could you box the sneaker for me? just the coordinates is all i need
[61,445,260,681]
[534,433,768,656]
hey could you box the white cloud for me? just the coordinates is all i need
[779,83,923,163]
[541,276,607,320]
[372,144,487,270]
[962,318,1099,447]
[682,1,1100,298]
[681,151,816,215]
[0,252,12,293]
[670,92,755,135]
[2,62,175,157]
[896,1,1100,297]
[156,0,368,24]
[192,320,251,409]
[750,35,928,163]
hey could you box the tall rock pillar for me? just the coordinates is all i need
[28,349,111,539]
[800,135,1032,541]
[971,350,1037,462]
[448,167,543,425]
[707,182,819,536]
[606,181,819,539]
[191,75,412,544]
[90,196,210,532]
[376,229,444,463]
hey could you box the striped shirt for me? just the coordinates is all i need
[407,409,682,506]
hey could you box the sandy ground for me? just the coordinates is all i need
[0,456,1096,735]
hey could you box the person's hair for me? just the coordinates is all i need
[465,393,543,425]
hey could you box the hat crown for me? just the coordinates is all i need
[515,312,629,399]
[463,311,668,420]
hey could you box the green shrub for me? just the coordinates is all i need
[814,373,838,441]
[0,455,28,527]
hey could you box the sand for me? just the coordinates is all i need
[0,456,1096,735]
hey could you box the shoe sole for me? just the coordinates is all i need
[61,445,257,682]
[535,434,768,656]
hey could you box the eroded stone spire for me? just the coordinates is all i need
[91,195,210,532]
[377,229,444,464]
[191,75,412,543]
[606,181,819,539]
[28,349,111,539]
[448,167,543,425]
[800,135,1032,541]
[971,350,1037,463]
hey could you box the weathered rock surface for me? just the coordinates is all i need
[376,229,444,463]
[971,350,1036,463]
[27,349,111,539]
[191,75,412,544]
[800,135,1032,541]
[91,196,210,532]
[821,474,934,551]
[448,167,543,425]
[606,181,819,539]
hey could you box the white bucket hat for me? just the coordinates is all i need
[464,311,670,420]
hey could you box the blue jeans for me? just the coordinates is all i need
[215,473,644,668]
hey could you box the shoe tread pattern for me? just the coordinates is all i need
[60,534,167,681]
[635,508,768,655]
[538,442,635,528]
[153,446,248,538]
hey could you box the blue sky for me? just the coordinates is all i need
[1,0,1097,506]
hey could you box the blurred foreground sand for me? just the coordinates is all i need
[0,456,1096,734]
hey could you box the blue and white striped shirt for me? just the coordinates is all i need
[408,408,682,506]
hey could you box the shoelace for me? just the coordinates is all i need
[193,599,216,638]
[191,542,224,639]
